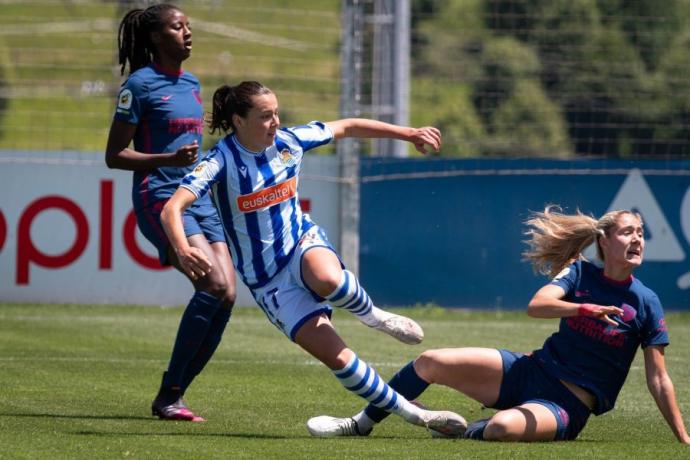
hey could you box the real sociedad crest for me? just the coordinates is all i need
[279,148,296,167]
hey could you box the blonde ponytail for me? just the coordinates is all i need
[523,206,642,278]
[523,206,599,278]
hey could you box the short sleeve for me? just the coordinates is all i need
[180,148,224,198]
[283,121,334,152]
[549,262,579,297]
[113,76,147,125]
[640,294,670,348]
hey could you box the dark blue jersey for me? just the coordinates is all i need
[112,63,206,209]
[533,260,669,415]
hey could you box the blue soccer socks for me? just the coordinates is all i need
[325,270,374,318]
[325,270,424,345]
[363,360,430,423]
[181,306,232,392]
[162,291,220,391]
[464,418,490,440]
[333,353,424,423]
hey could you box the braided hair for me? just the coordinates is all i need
[117,3,180,76]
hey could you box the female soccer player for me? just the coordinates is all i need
[105,3,236,422]
[159,80,466,434]
[309,207,690,443]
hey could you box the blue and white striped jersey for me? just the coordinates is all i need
[180,121,334,289]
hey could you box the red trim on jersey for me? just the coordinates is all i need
[152,62,184,77]
[602,273,633,286]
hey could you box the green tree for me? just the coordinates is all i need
[411,0,690,157]
[597,0,683,71]
[489,80,571,156]
[411,78,484,157]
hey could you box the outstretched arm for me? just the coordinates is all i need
[325,118,441,154]
[160,187,213,280]
[527,284,623,326]
[644,345,690,444]
[105,119,199,171]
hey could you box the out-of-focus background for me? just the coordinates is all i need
[5,0,690,157]
[2,0,690,309]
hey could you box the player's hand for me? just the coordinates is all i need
[410,127,442,154]
[170,141,199,166]
[177,246,213,280]
[578,303,624,326]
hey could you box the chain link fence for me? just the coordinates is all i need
[0,0,341,152]
[2,0,690,157]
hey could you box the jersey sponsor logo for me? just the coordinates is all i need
[565,316,625,347]
[237,176,297,213]
[168,118,203,134]
[279,148,296,167]
[117,89,133,109]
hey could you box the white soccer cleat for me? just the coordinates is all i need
[307,416,372,437]
[416,410,467,438]
[365,309,424,345]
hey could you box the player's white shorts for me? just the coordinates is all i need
[251,225,339,341]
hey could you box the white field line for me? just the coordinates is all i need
[191,18,313,51]
[0,355,408,369]
[0,314,557,329]
[0,17,313,52]
[0,355,682,369]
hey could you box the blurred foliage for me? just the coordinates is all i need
[2,1,690,158]
[411,0,690,157]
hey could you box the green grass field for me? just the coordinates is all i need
[1,304,689,459]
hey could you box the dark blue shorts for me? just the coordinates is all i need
[493,349,591,441]
[135,199,225,265]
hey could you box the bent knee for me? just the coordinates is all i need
[413,349,447,384]
[218,292,235,310]
[483,413,522,442]
[198,273,230,300]
[220,284,237,309]
[305,267,342,297]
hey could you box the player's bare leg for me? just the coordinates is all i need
[301,247,423,344]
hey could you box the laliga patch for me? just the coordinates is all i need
[279,148,296,167]
[117,89,133,110]
[620,303,637,322]
[553,267,570,281]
